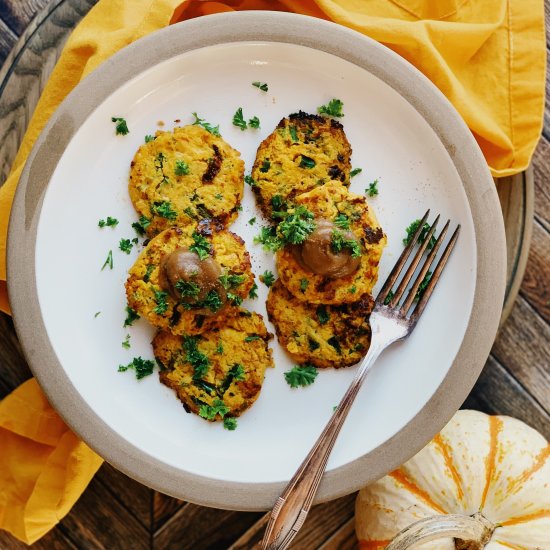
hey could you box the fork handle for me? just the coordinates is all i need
[261,339,386,550]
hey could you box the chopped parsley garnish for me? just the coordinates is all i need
[199,399,229,420]
[252,81,268,92]
[278,205,316,245]
[248,116,260,129]
[284,365,318,388]
[202,289,223,313]
[289,126,298,143]
[153,289,169,315]
[189,232,211,260]
[94,311,101,318]
[219,272,246,289]
[143,264,155,283]
[111,116,129,135]
[152,201,177,221]
[248,217,256,225]
[350,167,362,178]
[316,305,330,325]
[308,338,320,351]
[299,155,316,169]
[245,175,257,187]
[227,292,243,306]
[317,98,344,118]
[232,107,247,131]
[403,219,436,250]
[119,238,133,254]
[122,334,131,349]
[248,282,258,299]
[384,289,394,305]
[183,335,210,379]
[327,336,342,354]
[334,213,350,230]
[118,357,154,379]
[223,417,238,431]
[271,195,288,219]
[175,279,200,298]
[101,250,113,271]
[174,160,190,176]
[300,279,309,292]
[260,270,275,287]
[145,134,154,143]
[244,335,261,343]
[98,216,119,228]
[132,215,151,236]
[191,112,220,136]
[366,179,379,197]
[349,285,357,294]
[254,226,282,252]
[331,230,361,258]
[123,306,140,327]
[260,159,270,173]
[415,271,432,301]
[216,341,224,354]
[215,193,223,200]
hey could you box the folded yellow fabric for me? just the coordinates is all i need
[0,0,545,544]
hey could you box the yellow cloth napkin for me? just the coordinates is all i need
[0,0,545,544]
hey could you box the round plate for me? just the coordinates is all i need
[7,12,505,510]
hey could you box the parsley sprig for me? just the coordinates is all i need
[98,216,119,228]
[191,112,220,136]
[284,365,318,388]
[132,215,151,236]
[317,98,344,118]
[350,167,362,178]
[189,232,212,260]
[252,81,268,92]
[118,357,154,379]
[152,201,177,221]
[153,289,169,315]
[366,179,379,197]
[111,117,129,135]
[183,335,210,379]
[278,205,316,245]
[124,306,140,327]
[331,230,361,258]
[260,270,275,287]
[403,219,436,250]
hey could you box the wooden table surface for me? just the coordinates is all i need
[0,1,548,549]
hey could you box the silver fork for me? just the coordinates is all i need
[261,210,460,550]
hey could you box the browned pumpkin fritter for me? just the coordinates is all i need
[266,280,374,369]
[154,311,274,420]
[251,112,352,220]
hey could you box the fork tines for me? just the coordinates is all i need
[377,210,460,323]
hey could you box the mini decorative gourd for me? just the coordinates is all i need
[356,410,549,549]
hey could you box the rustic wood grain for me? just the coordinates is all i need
[0,0,548,549]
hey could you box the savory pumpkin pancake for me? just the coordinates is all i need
[125,221,254,335]
[154,311,274,420]
[276,182,386,305]
[251,111,352,219]
[129,125,244,236]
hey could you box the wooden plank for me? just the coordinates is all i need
[0,312,32,399]
[57,475,149,549]
[520,219,550,324]
[0,526,78,549]
[463,355,550,440]
[154,503,263,550]
[318,517,357,550]
[94,463,152,529]
[532,137,550,233]
[0,18,17,70]
[0,0,50,34]
[153,491,185,531]
[490,297,550,412]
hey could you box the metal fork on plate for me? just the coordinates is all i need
[261,210,460,550]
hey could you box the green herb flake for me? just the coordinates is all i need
[334,213,350,230]
[216,341,224,354]
[175,280,201,298]
[98,216,119,228]
[317,98,344,118]
[278,205,316,245]
[175,160,190,176]
[227,292,243,306]
[254,226,283,252]
[284,365,318,388]
[244,335,261,343]
[132,215,151,236]
[219,272,246,289]
[245,175,257,187]
[101,250,113,271]
[223,417,238,431]
[316,305,330,325]
[331,230,361,258]
[248,217,256,226]
[349,285,357,294]
[199,399,229,420]
[153,289,169,315]
[122,334,131,349]
[123,306,140,327]
[145,134,155,143]
[415,271,432,301]
[143,264,155,283]
[299,155,316,169]
[203,289,223,313]
[350,167,362,178]
[183,335,210,379]
[260,270,275,287]
[232,107,247,131]
[152,201,177,221]
[289,126,298,143]
[111,116,129,135]
[252,81,268,92]
[260,159,271,173]
[191,112,220,136]
[248,282,258,299]
[248,116,260,129]
[118,356,154,380]
[366,179,379,197]
[384,289,394,306]
[403,219,436,250]
[189,232,212,260]
[119,238,133,254]
[300,279,309,292]
[94,311,101,318]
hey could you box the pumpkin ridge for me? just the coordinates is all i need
[358,540,391,549]
[480,416,503,508]
[434,433,465,502]
[507,444,550,495]
[499,509,550,527]
[389,470,447,514]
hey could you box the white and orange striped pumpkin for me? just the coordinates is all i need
[356,410,550,549]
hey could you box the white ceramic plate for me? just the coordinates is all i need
[9,12,505,509]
